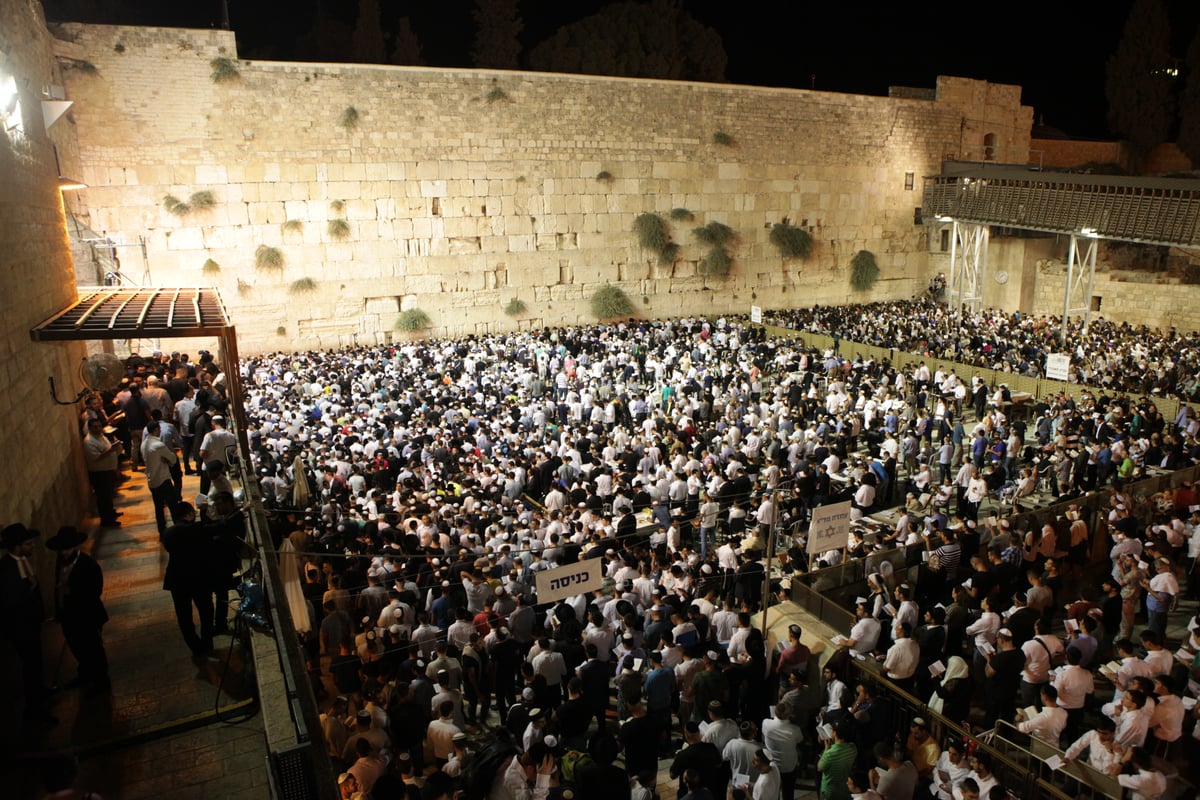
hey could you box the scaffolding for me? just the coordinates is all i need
[946,220,989,320]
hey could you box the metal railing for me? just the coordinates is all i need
[761,324,1185,424]
[849,661,1122,800]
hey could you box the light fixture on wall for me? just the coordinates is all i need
[52,144,86,191]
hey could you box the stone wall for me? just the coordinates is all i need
[1032,262,1200,333]
[0,1,88,532]
[1032,138,1126,170]
[0,1,88,571]
[51,22,1033,353]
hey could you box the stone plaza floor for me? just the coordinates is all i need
[0,468,269,799]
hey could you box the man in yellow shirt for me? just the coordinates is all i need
[905,717,941,782]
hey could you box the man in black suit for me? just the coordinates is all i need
[161,502,216,657]
[0,523,55,726]
[576,642,612,732]
[669,721,725,800]
[46,526,110,694]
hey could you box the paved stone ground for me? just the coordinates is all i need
[0,469,268,798]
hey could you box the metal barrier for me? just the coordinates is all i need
[232,425,339,800]
[849,661,1122,800]
[766,317,1187,423]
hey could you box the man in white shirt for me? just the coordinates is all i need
[1117,747,1168,800]
[843,602,882,654]
[1016,685,1068,747]
[1062,717,1121,776]
[882,622,920,694]
[1020,619,1064,707]
[1149,674,1185,744]
[740,747,781,800]
[1053,647,1094,741]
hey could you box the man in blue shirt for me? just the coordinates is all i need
[643,650,676,753]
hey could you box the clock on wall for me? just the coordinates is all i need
[994,270,1009,285]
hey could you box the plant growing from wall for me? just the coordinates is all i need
[340,106,360,130]
[395,309,432,332]
[849,249,880,291]
[770,219,813,260]
[590,285,634,319]
[255,245,284,270]
[202,258,221,275]
[669,208,694,222]
[330,199,346,214]
[210,56,240,83]
[60,58,98,75]
[485,86,509,104]
[327,218,351,239]
[162,191,215,217]
[162,195,189,216]
[694,220,735,278]
[282,219,304,234]
[633,212,679,266]
[188,190,215,211]
[290,277,318,293]
[713,130,735,146]
[504,297,527,316]
[596,170,614,184]
[276,326,287,336]
[700,247,732,278]
[237,278,251,295]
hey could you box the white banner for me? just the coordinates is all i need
[1045,353,1070,382]
[535,559,605,604]
[807,500,852,555]
[750,305,763,324]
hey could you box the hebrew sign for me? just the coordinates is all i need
[535,559,605,604]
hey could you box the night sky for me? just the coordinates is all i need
[41,0,1200,139]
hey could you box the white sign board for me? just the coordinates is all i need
[807,501,852,555]
[1045,353,1070,382]
[750,305,762,324]
[535,559,605,604]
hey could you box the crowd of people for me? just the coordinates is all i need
[22,303,1200,800]
[767,299,1200,400]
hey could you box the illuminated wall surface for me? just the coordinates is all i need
[49,22,1033,352]
[0,0,89,540]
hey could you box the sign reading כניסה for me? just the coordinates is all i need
[535,558,605,604]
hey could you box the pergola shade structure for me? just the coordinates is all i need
[29,286,248,442]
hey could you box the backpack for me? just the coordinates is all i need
[560,750,593,783]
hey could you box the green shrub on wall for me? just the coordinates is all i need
[699,247,732,278]
[255,245,284,270]
[633,213,678,266]
[290,277,317,293]
[395,309,432,332]
[327,218,351,239]
[590,285,634,319]
[162,191,215,217]
[210,56,240,83]
[282,219,304,234]
[693,221,734,247]
[669,208,694,222]
[202,258,220,274]
[713,131,734,146]
[850,249,880,291]
[504,297,527,316]
[340,106,360,129]
[694,221,735,278]
[770,220,813,260]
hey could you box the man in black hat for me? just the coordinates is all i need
[46,526,110,694]
[0,523,55,725]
